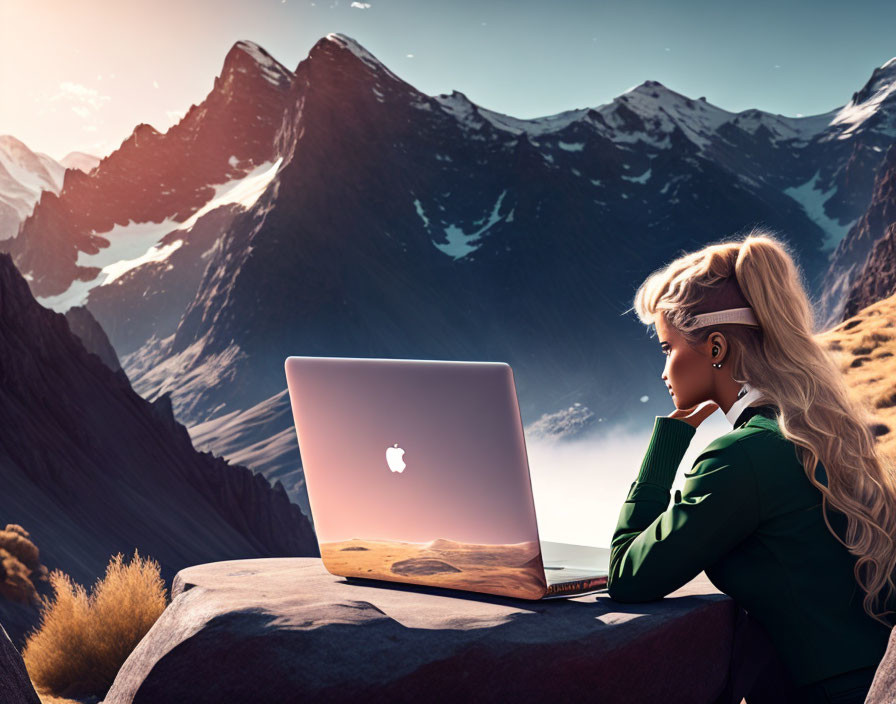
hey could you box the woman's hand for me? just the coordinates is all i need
[667,400,719,429]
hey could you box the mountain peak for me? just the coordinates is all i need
[831,56,896,138]
[627,79,669,93]
[851,56,896,104]
[879,56,896,73]
[221,39,292,89]
[315,33,403,84]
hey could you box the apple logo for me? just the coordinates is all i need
[386,443,406,473]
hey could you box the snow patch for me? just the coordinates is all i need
[179,157,282,231]
[325,33,404,84]
[829,83,896,139]
[783,169,857,251]
[234,40,291,86]
[36,158,283,312]
[412,198,430,228]
[621,167,652,184]
[433,91,587,138]
[415,190,509,260]
[124,333,249,423]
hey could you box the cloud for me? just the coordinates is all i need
[524,408,738,547]
[350,1,371,7]
[525,402,597,442]
[48,82,111,113]
[45,82,111,132]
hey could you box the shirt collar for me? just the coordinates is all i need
[725,382,768,428]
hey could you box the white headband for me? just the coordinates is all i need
[688,306,759,329]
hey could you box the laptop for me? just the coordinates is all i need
[284,356,610,600]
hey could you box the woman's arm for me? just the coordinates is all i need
[607,416,761,602]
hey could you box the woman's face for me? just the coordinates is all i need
[654,314,715,410]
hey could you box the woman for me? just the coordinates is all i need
[608,229,896,703]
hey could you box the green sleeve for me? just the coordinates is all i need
[607,416,761,602]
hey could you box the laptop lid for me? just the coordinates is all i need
[284,356,549,599]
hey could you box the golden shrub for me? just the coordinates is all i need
[22,550,168,699]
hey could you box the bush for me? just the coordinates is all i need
[22,549,168,699]
[0,524,48,604]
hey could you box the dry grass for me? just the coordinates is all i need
[818,297,896,459]
[22,550,168,700]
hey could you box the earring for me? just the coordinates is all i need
[712,346,722,368]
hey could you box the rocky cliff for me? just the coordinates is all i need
[0,252,318,645]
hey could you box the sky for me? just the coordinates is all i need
[3,0,896,162]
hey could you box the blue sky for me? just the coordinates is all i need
[3,0,895,160]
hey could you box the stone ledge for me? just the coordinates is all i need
[0,623,39,704]
[102,557,747,703]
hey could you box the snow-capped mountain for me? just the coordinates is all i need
[10,34,896,517]
[0,139,101,242]
[59,150,101,174]
[125,34,896,426]
[817,57,896,328]
[1,39,293,328]
[0,135,67,239]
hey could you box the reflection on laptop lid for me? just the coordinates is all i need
[284,356,608,600]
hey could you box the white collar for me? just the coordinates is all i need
[724,382,767,427]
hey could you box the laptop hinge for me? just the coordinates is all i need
[545,576,608,596]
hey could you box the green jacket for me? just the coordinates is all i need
[608,403,893,688]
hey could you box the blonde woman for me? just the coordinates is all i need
[609,229,896,703]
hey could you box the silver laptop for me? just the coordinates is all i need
[284,356,609,600]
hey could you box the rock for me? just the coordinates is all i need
[0,622,39,704]
[0,252,318,652]
[64,305,122,372]
[104,557,741,704]
[867,625,896,703]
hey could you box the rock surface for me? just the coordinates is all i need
[103,557,742,704]
[868,625,896,703]
[0,622,39,704]
[64,305,122,372]
[0,252,318,647]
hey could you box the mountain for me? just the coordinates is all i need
[0,135,67,240]
[187,389,308,516]
[122,35,892,430]
[0,139,100,243]
[0,251,318,644]
[9,35,896,519]
[1,39,293,324]
[813,58,896,328]
[839,143,896,319]
[65,304,123,372]
[59,151,101,174]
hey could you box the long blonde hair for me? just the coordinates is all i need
[631,227,896,628]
